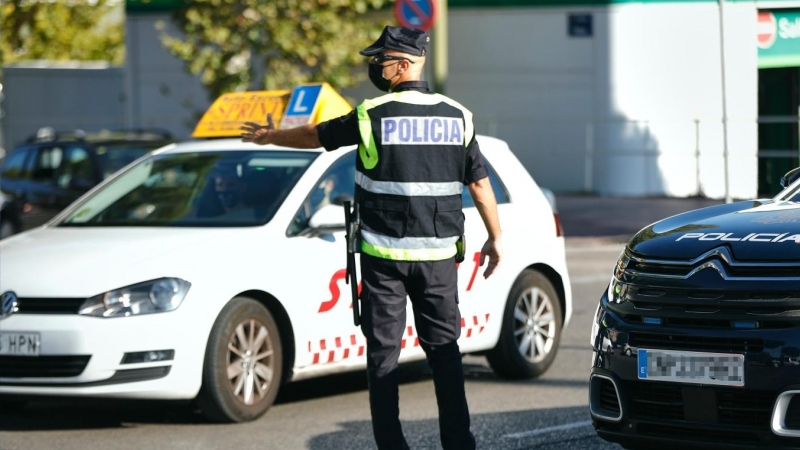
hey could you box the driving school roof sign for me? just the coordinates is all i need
[758,10,800,69]
[191,82,351,138]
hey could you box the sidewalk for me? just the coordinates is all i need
[555,195,723,245]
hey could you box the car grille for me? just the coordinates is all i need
[599,378,620,415]
[623,247,800,281]
[629,331,764,353]
[625,381,776,428]
[628,381,684,420]
[0,355,91,377]
[637,423,760,443]
[17,298,86,314]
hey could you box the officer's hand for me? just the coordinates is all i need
[479,238,502,279]
[240,113,276,145]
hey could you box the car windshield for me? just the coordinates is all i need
[59,150,317,227]
[95,143,167,179]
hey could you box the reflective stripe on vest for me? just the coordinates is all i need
[356,91,474,170]
[361,240,458,261]
[361,229,459,250]
[355,171,463,197]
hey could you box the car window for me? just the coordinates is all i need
[58,147,96,190]
[30,146,64,185]
[59,150,318,227]
[0,148,31,180]
[96,143,163,179]
[462,161,510,208]
[288,151,356,236]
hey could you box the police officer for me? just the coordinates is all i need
[240,26,502,450]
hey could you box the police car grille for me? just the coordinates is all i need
[717,390,776,427]
[619,286,800,329]
[629,332,764,353]
[626,381,684,420]
[628,260,800,279]
[16,298,85,314]
[637,423,759,443]
[0,355,91,378]
[598,378,620,415]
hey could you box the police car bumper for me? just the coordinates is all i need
[0,312,203,400]
[589,292,800,449]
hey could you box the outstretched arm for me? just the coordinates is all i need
[240,113,322,149]
[468,176,503,278]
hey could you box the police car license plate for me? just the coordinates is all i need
[638,349,744,387]
[0,332,41,356]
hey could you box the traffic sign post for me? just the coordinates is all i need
[395,0,437,31]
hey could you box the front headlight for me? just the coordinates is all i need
[607,276,624,304]
[79,278,191,318]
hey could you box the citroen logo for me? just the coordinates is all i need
[0,291,19,319]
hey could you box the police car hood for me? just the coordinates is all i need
[628,200,800,262]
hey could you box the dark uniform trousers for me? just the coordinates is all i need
[360,253,477,450]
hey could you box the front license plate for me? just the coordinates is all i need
[638,349,744,387]
[0,332,41,356]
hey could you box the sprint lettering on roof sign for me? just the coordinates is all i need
[381,117,464,145]
[676,232,800,243]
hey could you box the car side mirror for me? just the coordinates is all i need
[308,204,346,232]
[780,167,800,188]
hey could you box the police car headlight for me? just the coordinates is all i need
[607,276,625,304]
[79,278,191,318]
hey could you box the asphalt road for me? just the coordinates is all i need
[2,195,712,450]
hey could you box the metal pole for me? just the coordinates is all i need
[433,0,448,94]
[718,0,732,203]
[585,122,594,193]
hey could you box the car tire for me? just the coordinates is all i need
[198,297,283,423]
[486,269,563,379]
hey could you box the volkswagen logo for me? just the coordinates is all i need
[0,291,19,319]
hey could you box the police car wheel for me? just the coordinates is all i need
[486,269,562,379]
[198,297,283,423]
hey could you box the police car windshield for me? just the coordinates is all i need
[59,151,317,227]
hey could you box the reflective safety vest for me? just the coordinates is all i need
[355,90,475,261]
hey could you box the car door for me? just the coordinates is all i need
[457,160,512,338]
[284,151,361,369]
[20,145,67,229]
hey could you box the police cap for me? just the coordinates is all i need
[360,26,430,57]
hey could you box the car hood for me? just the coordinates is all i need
[629,200,800,261]
[0,227,248,297]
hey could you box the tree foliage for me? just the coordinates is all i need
[160,0,391,100]
[1,0,124,64]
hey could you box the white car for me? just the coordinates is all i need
[0,136,572,422]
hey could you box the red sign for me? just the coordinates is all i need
[758,11,777,50]
[395,0,437,31]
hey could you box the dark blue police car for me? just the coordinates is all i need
[590,168,800,449]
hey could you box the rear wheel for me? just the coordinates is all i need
[487,269,563,379]
[198,297,282,423]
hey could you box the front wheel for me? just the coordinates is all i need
[197,297,283,423]
[486,269,563,379]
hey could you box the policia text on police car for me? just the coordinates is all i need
[241,26,502,450]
